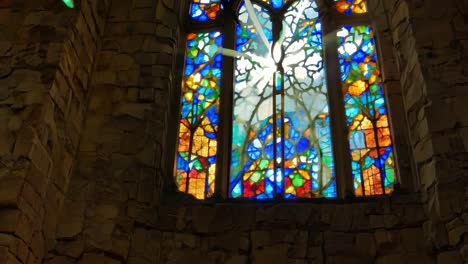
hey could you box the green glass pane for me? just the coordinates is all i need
[63,0,74,8]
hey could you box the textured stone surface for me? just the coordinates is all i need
[0,0,466,263]
[0,0,110,262]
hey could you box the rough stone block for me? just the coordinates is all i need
[55,200,85,239]
[461,244,468,262]
[78,253,121,264]
[356,233,376,257]
[94,203,120,219]
[448,225,468,246]
[252,244,288,264]
[225,255,248,264]
[306,246,323,263]
[400,227,425,252]
[437,251,463,264]
[44,256,75,264]
[370,215,385,229]
[324,231,356,256]
[174,233,198,249]
[55,239,84,258]
[206,232,249,252]
[0,177,21,206]
[0,209,19,232]
[374,230,401,253]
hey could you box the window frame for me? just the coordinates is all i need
[165,0,417,202]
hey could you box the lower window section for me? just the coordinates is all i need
[337,25,396,196]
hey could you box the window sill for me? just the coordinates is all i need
[161,184,416,207]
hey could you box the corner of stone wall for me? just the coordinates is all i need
[386,0,468,263]
[45,0,468,263]
[0,0,111,263]
[44,0,179,263]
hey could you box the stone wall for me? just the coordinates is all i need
[46,0,467,263]
[0,0,109,263]
[387,0,468,262]
[44,0,174,263]
[0,0,466,263]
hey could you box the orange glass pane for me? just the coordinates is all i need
[338,25,396,197]
[334,0,367,14]
[190,0,222,21]
[175,31,223,199]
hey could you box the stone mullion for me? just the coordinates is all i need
[368,0,419,192]
[163,16,187,195]
[215,13,236,199]
[322,12,354,199]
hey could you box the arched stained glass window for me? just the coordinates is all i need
[175,0,397,200]
[230,0,335,199]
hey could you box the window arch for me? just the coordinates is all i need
[175,0,397,200]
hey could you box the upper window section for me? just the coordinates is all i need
[190,0,222,21]
[334,0,367,14]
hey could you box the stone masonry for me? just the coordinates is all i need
[0,0,466,263]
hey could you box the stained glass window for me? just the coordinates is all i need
[257,0,284,9]
[175,31,223,199]
[230,0,335,199]
[177,0,397,200]
[337,25,395,196]
[190,0,222,21]
[334,0,367,14]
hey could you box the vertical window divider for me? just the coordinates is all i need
[215,13,236,199]
[322,13,354,199]
[165,27,187,195]
[371,25,406,192]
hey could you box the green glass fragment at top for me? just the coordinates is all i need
[63,0,74,8]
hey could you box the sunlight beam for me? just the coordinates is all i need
[222,48,273,67]
[222,48,275,93]
[244,0,270,49]
[222,48,253,60]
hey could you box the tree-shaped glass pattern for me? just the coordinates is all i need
[175,32,224,199]
[230,0,336,199]
[337,25,395,196]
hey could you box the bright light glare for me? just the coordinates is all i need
[224,0,322,117]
